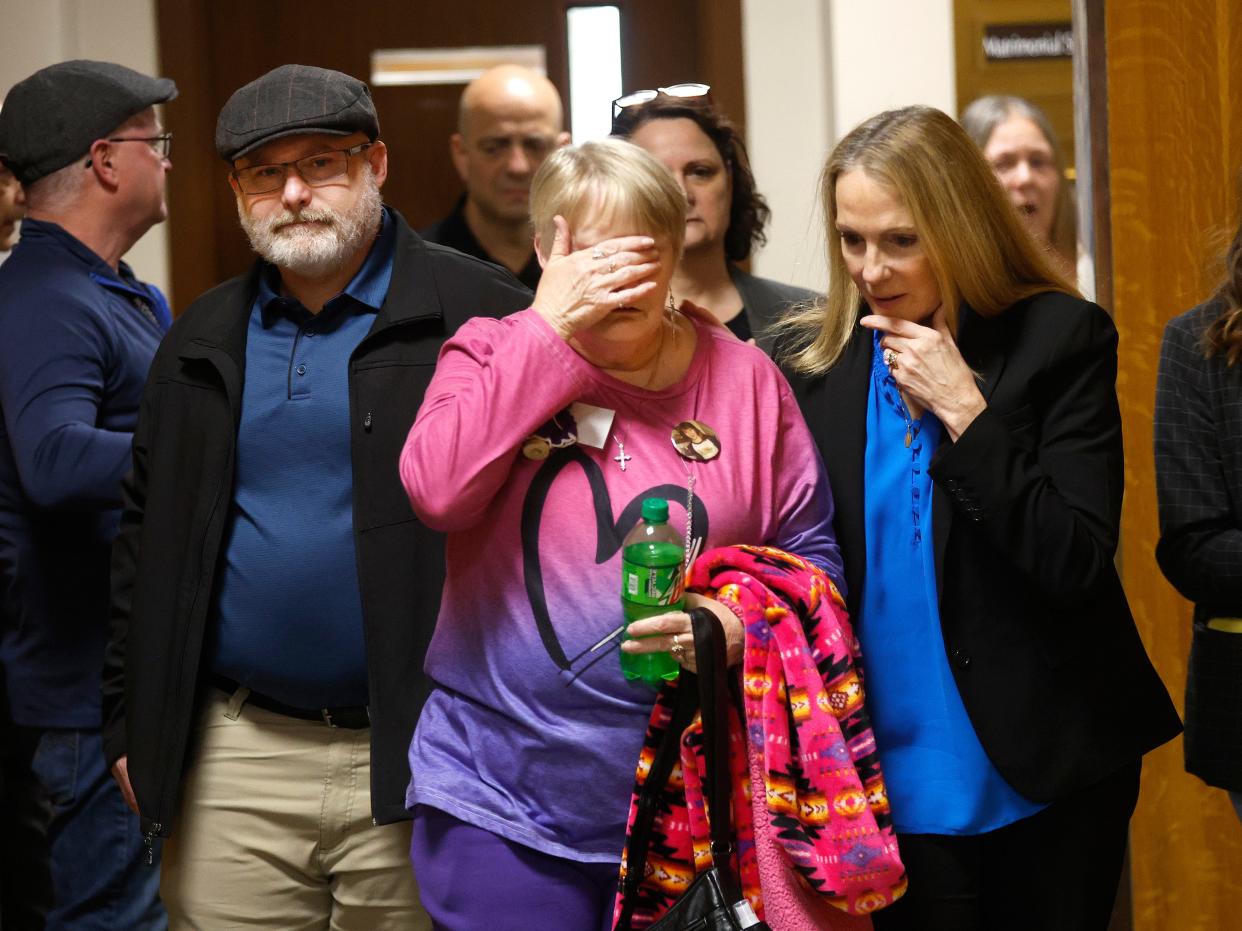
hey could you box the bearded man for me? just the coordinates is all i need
[102,64,530,928]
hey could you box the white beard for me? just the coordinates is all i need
[239,167,383,277]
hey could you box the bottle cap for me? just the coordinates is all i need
[641,497,669,522]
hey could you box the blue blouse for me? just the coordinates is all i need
[860,332,1044,834]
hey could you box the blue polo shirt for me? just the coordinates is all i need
[860,332,1045,834]
[0,219,171,727]
[208,209,395,708]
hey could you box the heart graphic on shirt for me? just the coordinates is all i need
[520,445,708,671]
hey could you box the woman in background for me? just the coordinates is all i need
[780,104,1180,929]
[1155,207,1242,821]
[961,94,1076,281]
[612,87,814,349]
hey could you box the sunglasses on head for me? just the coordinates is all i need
[611,83,711,119]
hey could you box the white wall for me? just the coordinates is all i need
[1,0,168,298]
[742,0,956,290]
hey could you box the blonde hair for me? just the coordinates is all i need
[530,137,685,259]
[961,95,1076,272]
[778,105,1077,375]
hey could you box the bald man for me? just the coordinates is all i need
[420,65,569,289]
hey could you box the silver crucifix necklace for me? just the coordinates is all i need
[612,433,632,471]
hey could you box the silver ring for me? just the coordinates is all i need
[608,262,616,273]
[882,348,898,370]
[591,248,606,260]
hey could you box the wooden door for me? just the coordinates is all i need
[1083,1,1242,927]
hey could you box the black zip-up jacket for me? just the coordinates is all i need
[102,211,531,848]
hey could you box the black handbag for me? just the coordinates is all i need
[615,607,772,931]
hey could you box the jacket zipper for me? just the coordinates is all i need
[145,348,238,844]
[143,822,163,865]
[151,459,232,839]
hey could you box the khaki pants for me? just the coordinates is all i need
[160,688,429,930]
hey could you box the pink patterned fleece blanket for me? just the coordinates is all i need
[613,545,906,929]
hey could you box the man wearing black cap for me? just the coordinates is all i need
[0,60,176,930]
[103,64,531,926]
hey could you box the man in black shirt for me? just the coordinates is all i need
[420,65,568,289]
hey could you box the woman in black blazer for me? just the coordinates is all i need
[1155,211,1242,815]
[778,106,1180,930]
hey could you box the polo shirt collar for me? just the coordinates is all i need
[19,218,132,284]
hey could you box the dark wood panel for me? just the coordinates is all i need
[156,0,744,312]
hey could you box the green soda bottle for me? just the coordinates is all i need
[620,497,684,684]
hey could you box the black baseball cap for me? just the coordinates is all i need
[0,60,177,185]
[216,64,379,163]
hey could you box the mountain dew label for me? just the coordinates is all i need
[621,541,685,607]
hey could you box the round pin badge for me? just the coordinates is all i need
[521,436,552,460]
[522,409,578,460]
[671,420,720,462]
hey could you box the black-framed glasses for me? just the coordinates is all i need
[231,142,372,195]
[611,83,711,118]
[108,133,173,159]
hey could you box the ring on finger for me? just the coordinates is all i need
[608,261,616,273]
[882,347,898,370]
[670,641,686,658]
[591,247,606,260]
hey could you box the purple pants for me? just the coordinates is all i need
[409,805,620,931]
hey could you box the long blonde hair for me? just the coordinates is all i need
[779,106,1077,375]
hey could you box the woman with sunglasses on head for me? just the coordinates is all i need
[612,85,814,351]
[778,105,1180,929]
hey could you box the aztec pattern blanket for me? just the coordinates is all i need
[613,545,906,928]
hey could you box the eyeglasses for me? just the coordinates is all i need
[108,133,173,159]
[612,83,711,117]
[231,143,372,195]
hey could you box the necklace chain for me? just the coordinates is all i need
[609,421,699,574]
[681,470,697,576]
[608,312,698,573]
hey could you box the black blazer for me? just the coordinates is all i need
[788,291,1180,803]
[729,265,817,353]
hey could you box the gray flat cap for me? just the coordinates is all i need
[0,60,177,185]
[216,64,379,162]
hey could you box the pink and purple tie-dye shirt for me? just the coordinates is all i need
[399,306,842,861]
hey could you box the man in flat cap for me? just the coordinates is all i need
[103,64,530,926]
[421,64,568,289]
[0,59,175,929]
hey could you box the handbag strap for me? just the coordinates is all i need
[616,663,699,929]
[691,605,734,862]
[616,607,737,930]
